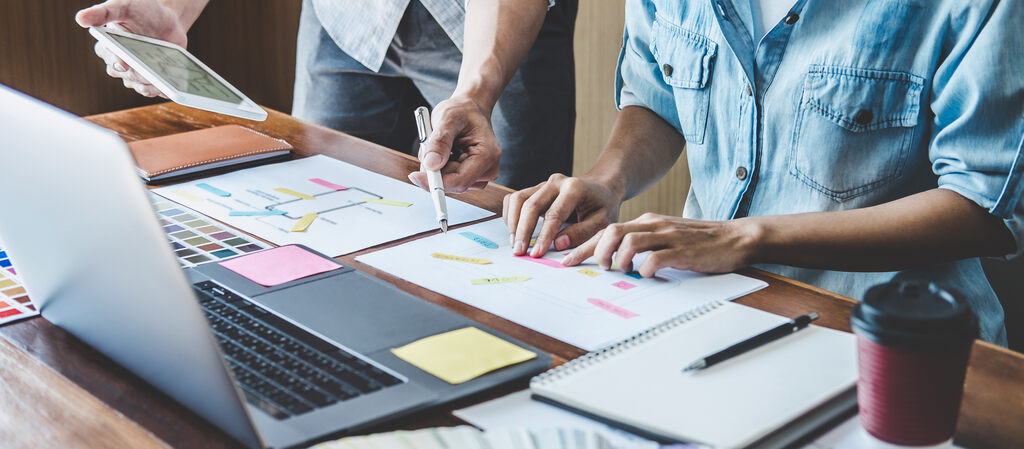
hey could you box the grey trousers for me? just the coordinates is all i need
[293,0,577,190]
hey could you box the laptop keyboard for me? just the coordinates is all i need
[193,281,404,419]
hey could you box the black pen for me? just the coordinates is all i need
[682,312,819,372]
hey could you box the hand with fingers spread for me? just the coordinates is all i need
[75,0,207,98]
[503,173,624,257]
[560,213,760,277]
[408,95,501,193]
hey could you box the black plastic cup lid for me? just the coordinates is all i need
[851,281,978,349]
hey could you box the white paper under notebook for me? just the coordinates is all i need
[356,218,767,350]
[530,301,858,449]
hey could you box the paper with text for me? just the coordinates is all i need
[155,155,493,256]
[357,219,768,350]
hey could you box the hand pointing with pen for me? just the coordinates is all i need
[408,95,502,194]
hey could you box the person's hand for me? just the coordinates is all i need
[408,95,501,194]
[75,0,191,98]
[561,213,761,276]
[503,174,623,257]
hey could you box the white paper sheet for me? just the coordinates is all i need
[801,415,963,449]
[356,218,768,350]
[154,155,493,256]
[453,390,666,448]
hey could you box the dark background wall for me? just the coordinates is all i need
[0,0,301,116]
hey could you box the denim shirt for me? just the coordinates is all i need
[616,0,1024,344]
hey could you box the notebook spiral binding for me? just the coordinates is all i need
[531,300,726,386]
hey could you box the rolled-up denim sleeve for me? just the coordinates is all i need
[615,0,681,132]
[930,0,1024,259]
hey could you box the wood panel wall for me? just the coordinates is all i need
[0,0,300,116]
[572,0,691,221]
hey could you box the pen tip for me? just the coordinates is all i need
[440,220,448,233]
[682,360,706,372]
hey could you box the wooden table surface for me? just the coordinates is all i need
[1,103,1021,449]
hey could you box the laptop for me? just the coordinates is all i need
[0,86,551,448]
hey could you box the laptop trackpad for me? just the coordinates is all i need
[250,271,467,354]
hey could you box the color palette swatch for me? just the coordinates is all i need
[148,192,270,267]
[0,245,39,325]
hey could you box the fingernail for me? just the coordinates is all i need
[113,62,127,72]
[407,173,419,187]
[560,254,574,265]
[509,234,515,246]
[554,235,570,250]
[513,241,524,254]
[423,152,442,169]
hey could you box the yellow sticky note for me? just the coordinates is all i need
[363,198,413,207]
[292,212,318,232]
[0,279,15,289]
[174,189,203,202]
[470,276,531,285]
[577,268,601,277]
[431,253,492,264]
[275,187,316,200]
[391,327,537,384]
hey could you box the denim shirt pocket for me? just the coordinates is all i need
[790,65,924,202]
[651,19,717,145]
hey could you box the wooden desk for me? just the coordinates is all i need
[1,103,1021,449]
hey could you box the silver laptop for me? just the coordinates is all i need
[0,86,550,448]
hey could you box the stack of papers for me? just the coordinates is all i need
[309,426,663,449]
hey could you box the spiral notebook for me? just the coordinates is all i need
[529,301,857,449]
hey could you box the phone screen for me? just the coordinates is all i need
[108,33,243,104]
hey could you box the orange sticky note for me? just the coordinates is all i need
[220,245,342,287]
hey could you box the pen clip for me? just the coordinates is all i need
[414,107,430,143]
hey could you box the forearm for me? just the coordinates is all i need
[584,106,686,202]
[742,188,1015,271]
[454,0,548,114]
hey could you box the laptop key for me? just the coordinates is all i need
[242,389,289,420]
[193,281,406,419]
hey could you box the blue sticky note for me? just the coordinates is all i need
[0,251,6,258]
[0,259,11,268]
[459,231,499,249]
[196,183,231,197]
[229,210,288,216]
[624,271,643,279]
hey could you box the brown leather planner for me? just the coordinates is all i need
[127,125,293,183]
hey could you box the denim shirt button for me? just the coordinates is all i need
[663,63,674,77]
[784,13,799,25]
[745,84,753,96]
[854,109,874,125]
[736,166,749,180]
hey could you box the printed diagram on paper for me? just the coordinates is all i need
[357,219,768,351]
[154,155,492,256]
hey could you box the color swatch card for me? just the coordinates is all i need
[154,155,493,257]
[148,191,270,267]
[356,219,768,351]
[0,243,39,325]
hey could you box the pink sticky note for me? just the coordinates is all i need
[587,298,638,319]
[220,245,342,287]
[309,178,347,191]
[612,281,636,290]
[514,255,567,268]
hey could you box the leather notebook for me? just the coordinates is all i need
[128,125,293,183]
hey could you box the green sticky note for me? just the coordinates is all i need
[391,327,536,384]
